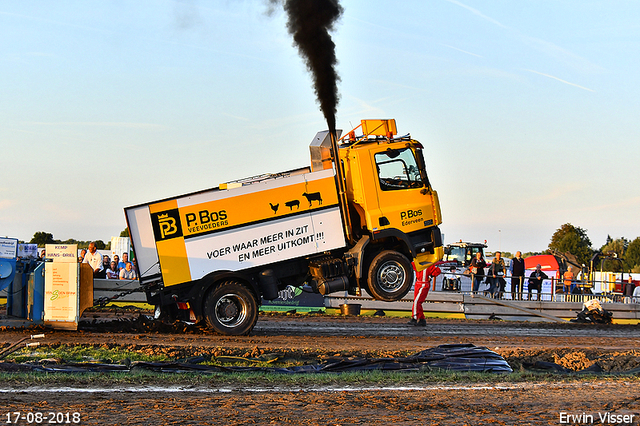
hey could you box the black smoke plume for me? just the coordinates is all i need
[270,0,343,132]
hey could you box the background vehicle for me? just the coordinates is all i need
[125,119,443,335]
[438,241,487,292]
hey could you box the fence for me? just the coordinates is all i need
[436,270,638,305]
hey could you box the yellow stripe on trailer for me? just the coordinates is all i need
[156,236,192,286]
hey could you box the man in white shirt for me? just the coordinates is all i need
[119,261,138,280]
[83,242,103,277]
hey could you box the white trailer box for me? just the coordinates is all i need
[126,167,345,287]
[110,237,131,260]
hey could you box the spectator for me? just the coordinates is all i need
[39,249,46,261]
[119,261,138,280]
[562,269,574,293]
[571,283,583,295]
[469,252,487,293]
[96,255,110,279]
[408,262,441,326]
[510,251,525,300]
[83,242,103,278]
[105,261,119,280]
[112,255,120,271]
[78,249,87,263]
[488,251,506,298]
[117,253,129,271]
[527,264,548,301]
[624,276,635,298]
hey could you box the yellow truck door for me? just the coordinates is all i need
[371,146,438,234]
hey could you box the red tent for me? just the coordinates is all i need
[524,254,559,271]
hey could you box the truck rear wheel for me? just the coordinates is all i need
[203,281,258,336]
[367,250,413,301]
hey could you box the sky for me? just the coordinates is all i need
[2,0,640,254]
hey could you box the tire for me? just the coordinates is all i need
[153,304,177,323]
[203,281,258,336]
[366,250,413,301]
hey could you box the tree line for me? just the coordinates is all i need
[25,229,130,251]
[532,223,639,273]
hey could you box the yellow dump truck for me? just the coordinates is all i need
[125,119,443,335]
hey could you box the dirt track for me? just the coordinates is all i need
[3,313,639,350]
[1,313,639,425]
[3,382,639,426]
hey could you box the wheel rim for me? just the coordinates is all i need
[215,293,248,328]
[376,260,406,292]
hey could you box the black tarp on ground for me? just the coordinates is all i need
[0,344,513,374]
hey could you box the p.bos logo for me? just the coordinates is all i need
[158,214,178,238]
[152,209,183,241]
[400,209,422,220]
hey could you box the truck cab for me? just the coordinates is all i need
[343,130,443,267]
[309,120,443,301]
[315,120,443,262]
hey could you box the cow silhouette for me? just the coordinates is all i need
[269,203,279,214]
[285,199,300,210]
[302,192,322,206]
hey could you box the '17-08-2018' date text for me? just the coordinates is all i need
[5,412,81,424]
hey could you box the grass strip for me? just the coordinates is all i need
[0,369,638,388]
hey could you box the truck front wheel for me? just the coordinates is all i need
[203,281,258,336]
[367,250,413,301]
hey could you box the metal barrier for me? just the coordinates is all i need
[436,271,637,305]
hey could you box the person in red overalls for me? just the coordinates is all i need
[408,262,442,326]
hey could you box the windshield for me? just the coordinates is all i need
[446,246,466,264]
[375,148,424,191]
[446,246,483,266]
[469,247,483,259]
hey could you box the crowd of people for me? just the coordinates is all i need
[467,251,536,299]
[77,242,138,280]
[408,250,640,326]
[465,250,637,301]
